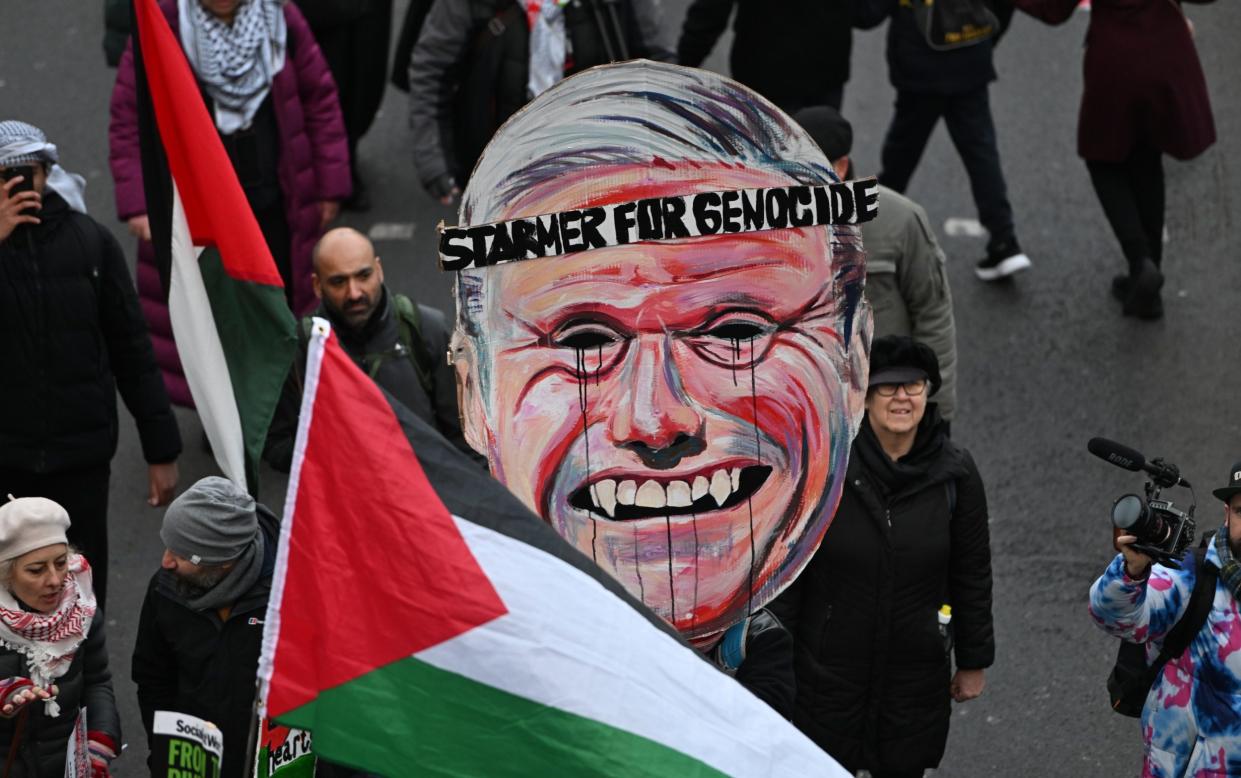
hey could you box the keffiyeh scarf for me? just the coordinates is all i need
[179,0,287,134]
[526,0,570,98]
[1214,525,1241,600]
[0,555,96,718]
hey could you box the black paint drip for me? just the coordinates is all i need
[665,514,676,623]
[746,337,760,620]
[691,513,699,633]
[633,523,645,604]
[574,347,597,563]
[729,338,742,386]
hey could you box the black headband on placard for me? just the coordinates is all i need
[438,177,880,272]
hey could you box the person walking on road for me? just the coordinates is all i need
[771,336,994,777]
[132,477,277,778]
[0,496,121,778]
[109,0,352,406]
[0,120,181,610]
[1012,0,1216,320]
[857,0,1030,283]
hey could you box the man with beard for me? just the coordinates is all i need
[132,477,278,778]
[265,227,473,471]
[447,62,870,679]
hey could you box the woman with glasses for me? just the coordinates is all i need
[771,335,994,778]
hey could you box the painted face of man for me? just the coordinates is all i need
[459,164,867,641]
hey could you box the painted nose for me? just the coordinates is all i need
[608,337,705,469]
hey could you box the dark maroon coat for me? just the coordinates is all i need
[109,0,351,406]
[1014,0,1215,162]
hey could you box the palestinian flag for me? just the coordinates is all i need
[258,320,849,777]
[133,0,296,492]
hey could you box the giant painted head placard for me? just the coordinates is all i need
[448,61,871,643]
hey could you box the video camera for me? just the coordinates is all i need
[1087,437,1196,568]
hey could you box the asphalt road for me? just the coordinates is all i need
[3,1,1240,775]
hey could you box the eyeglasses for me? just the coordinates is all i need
[873,379,928,397]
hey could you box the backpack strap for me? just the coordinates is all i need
[1140,543,1218,688]
[390,293,437,400]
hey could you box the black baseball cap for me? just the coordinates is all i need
[1212,461,1241,502]
[868,335,942,395]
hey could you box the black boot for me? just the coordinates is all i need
[1120,258,1163,320]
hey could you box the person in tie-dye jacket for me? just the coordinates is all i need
[1089,460,1241,778]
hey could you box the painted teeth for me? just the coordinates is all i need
[587,468,751,516]
[666,480,693,508]
[616,480,637,506]
[709,469,732,507]
[635,480,666,509]
[592,479,618,518]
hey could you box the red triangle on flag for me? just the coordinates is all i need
[264,330,507,717]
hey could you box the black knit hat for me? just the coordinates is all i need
[868,335,942,395]
[792,106,853,163]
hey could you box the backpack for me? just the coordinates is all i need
[1106,534,1219,717]
[911,0,1000,50]
[300,294,437,400]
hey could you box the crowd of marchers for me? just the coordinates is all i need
[0,0,1233,776]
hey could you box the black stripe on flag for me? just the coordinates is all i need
[131,0,174,301]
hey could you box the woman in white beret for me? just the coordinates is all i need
[0,496,119,777]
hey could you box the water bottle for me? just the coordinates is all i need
[937,604,953,654]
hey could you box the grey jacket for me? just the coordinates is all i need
[863,185,957,420]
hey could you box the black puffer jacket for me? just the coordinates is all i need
[0,193,181,474]
[132,509,277,778]
[0,612,120,777]
[677,0,854,109]
[770,408,993,773]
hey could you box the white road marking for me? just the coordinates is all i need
[943,217,986,238]
[368,222,416,241]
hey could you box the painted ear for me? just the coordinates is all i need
[453,341,490,462]
[847,303,873,430]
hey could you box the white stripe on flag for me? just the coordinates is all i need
[418,517,850,778]
[167,184,248,491]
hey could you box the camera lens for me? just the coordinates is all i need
[1112,494,1146,531]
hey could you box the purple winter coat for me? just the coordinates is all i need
[109,0,351,406]
[1014,0,1216,163]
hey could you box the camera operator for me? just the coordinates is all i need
[1089,461,1241,776]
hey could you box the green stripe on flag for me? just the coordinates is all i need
[276,655,728,777]
[199,247,296,490]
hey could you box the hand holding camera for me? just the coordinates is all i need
[0,166,42,243]
[1089,437,1196,570]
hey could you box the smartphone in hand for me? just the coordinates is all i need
[1,165,36,196]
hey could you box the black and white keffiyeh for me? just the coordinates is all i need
[179,0,287,134]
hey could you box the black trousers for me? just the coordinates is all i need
[772,83,845,115]
[879,86,1015,248]
[0,465,112,608]
[1085,146,1165,272]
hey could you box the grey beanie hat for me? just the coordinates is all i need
[160,477,258,565]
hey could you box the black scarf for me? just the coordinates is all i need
[854,404,947,497]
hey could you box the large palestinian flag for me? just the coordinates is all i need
[258,320,848,777]
[133,0,296,492]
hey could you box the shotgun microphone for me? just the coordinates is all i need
[1087,437,1190,488]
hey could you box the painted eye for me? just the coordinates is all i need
[705,320,768,341]
[554,323,622,351]
[686,311,777,370]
